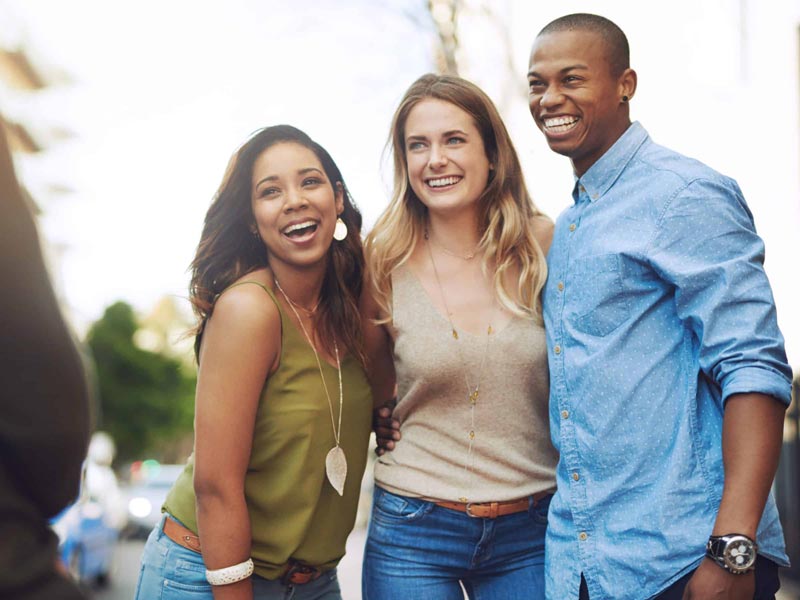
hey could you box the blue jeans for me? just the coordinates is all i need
[362,487,550,600]
[134,514,342,600]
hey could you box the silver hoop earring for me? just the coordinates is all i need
[333,217,348,241]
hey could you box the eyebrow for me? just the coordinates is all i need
[406,129,469,142]
[255,167,324,189]
[527,64,589,77]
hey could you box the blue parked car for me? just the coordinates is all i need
[52,495,119,587]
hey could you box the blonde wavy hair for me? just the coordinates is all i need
[365,73,548,323]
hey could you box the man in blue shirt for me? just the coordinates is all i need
[527,13,793,600]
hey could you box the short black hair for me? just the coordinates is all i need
[538,13,630,75]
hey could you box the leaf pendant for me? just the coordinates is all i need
[325,446,347,496]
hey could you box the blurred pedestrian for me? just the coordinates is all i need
[0,119,91,598]
[134,125,373,600]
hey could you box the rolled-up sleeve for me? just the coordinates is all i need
[646,177,792,406]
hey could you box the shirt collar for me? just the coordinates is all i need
[573,121,649,204]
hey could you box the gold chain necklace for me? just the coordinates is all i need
[425,236,493,503]
[426,231,479,260]
[276,288,320,317]
[273,277,347,496]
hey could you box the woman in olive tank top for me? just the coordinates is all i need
[134,125,373,600]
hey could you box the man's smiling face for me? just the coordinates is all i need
[528,29,634,176]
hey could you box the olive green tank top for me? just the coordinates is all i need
[163,281,372,580]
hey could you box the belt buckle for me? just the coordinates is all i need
[281,561,317,585]
[466,501,500,518]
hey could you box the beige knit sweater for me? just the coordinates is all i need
[374,266,558,503]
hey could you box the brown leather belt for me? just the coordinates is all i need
[162,516,323,585]
[163,515,202,553]
[280,561,323,585]
[435,491,552,519]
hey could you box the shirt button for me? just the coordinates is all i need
[579,532,588,541]
[561,410,569,419]
[579,185,585,193]
[572,472,580,481]
[569,223,576,232]
[554,345,561,355]
[557,282,564,291]
[592,193,599,200]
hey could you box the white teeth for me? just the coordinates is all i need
[283,220,316,234]
[543,116,579,134]
[544,116,579,128]
[427,176,461,188]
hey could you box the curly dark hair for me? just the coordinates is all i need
[189,124,364,363]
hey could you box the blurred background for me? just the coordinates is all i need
[2,0,798,598]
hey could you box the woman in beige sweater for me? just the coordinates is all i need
[361,74,557,600]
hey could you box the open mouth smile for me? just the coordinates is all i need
[425,175,462,189]
[542,115,580,134]
[281,219,319,241]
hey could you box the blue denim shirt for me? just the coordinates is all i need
[543,122,792,600]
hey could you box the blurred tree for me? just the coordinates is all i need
[86,301,195,463]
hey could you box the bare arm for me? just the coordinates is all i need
[715,393,785,538]
[360,277,398,455]
[683,393,786,599]
[193,285,280,600]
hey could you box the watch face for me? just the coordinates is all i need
[723,536,757,572]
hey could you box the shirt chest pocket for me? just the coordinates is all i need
[566,254,630,337]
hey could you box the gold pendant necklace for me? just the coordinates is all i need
[274,277,347,496]
[426,235,493,503]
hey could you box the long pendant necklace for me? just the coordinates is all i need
[273,277,347,496]
[426,234,493,503]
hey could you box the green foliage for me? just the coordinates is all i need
[87,301,195,462]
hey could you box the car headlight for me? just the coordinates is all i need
[128,497,153,519]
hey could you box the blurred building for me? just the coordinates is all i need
[0,8,75,301]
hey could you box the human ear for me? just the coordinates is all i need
[619,68,638,103]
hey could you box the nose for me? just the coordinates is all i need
[283,186,308,211]
[538,86,563,110]
[428,143,448,169]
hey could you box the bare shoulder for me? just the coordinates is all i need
[531,214,555,256]
[208,269,280,338]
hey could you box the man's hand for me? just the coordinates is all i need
[373,405,400,456]
[681,558,754,599]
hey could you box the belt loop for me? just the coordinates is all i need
[157,513,167,541]
[489,502,499,519]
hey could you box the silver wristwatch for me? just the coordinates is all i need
[705,534,758,575]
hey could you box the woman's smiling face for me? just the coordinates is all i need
[251,141,343,271]
[404,98,491,218]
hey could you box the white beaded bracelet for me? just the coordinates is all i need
[205,558,254,586]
